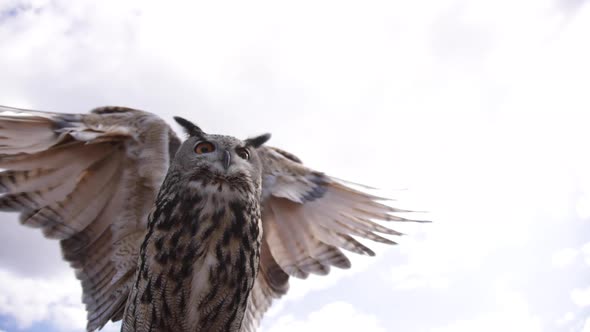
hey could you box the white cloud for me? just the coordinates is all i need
[381,2,590,293]
[582,243,590,266]
[571,287,590,308]
[390,255,450,290]
[100,322,122,332]
[577,194,590,220]
[583,317,590,332]
[262,301,386,332]
[0,269,85,331]
[552,248,579,268]
[430,289,542,332]
[556,312,575,326]
[0,0,589,331]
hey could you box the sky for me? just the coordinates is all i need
[0,0,589,331]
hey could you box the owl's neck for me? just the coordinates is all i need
[122,178,262,332]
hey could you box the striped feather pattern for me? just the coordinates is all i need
[0,105,178,332]
[242,146,428,331]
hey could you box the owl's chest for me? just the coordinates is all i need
[182,225,262,331]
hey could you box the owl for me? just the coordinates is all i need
[123,117,270,332]
[0,105,426,332]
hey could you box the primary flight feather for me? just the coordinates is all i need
[0,105,425,331]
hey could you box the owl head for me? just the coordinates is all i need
[171,116,271,195]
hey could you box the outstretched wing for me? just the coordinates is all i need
[242,147,426,331]
[0,105,180,331]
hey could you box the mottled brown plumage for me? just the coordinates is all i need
[0,105,427,332]
[122,119,269,331]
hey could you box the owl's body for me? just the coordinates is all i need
[122,121,269,332]
[124,176,261,332]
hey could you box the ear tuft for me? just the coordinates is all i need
[173,116,205,137]
[245,133,271,148]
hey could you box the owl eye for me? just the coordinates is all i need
[195,142,215,154]
[236,147,250,160]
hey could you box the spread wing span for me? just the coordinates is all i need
[0,105,425,331]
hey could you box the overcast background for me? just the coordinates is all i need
[0,0,589,331]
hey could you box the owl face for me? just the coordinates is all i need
[171,117,271,193]
[177,134,263,178]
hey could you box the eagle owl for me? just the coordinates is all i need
[0,105,426,331]
[123,117,270,332]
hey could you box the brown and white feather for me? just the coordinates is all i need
[0,105,178,331]
[240,147,427,331]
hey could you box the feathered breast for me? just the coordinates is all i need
[122,171,262,332]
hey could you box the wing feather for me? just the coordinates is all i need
[0,105,178,331]
[242,146,427,331]
[36,149,121,239]
[242,239,289,332]
[0,114,70,154]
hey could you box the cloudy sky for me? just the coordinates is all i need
[0,0,589,331]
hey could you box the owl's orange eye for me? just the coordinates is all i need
[195,142,215,154]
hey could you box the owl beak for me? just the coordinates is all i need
[222,150,231,170]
